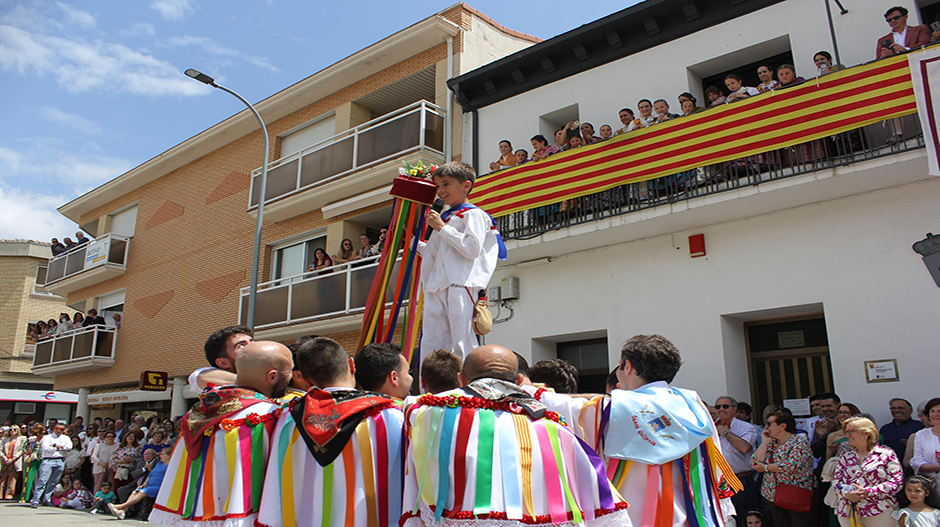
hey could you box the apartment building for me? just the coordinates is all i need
[451,0,940,426]
[0,240,77,424]
[39,3,538,420]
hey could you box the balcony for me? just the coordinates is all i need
[473,55,933,263]
[250,100,445,222]
[31,325,117,376]
[45,233,129,296]
[239,254,405,337]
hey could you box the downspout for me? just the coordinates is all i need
[445,36,454,162]
[472,109,479,174]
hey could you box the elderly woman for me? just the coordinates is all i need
[488,140,518,172]
[1,425,27,499]
[832,416,903,527]
[911,397,940,504]
[752,411,816,527]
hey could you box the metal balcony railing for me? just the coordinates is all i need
[32,325,117,374]
[239,254,405,330]
[250,100,445,208]
[495,115,925,240]
[45,233,130,285]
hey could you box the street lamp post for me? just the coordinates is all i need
[185,68,268,332]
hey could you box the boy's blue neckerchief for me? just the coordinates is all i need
[440,203,507,260]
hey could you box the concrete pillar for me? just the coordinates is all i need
[170,378,188,419]
[77,387,90,422]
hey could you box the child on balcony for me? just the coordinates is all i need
[418,162,506,360]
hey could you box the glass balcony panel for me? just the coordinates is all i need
[108,239,127,264]
[95,331,114,357]
[72,331,94,359]
[253,286,290,327]
[47,258,66,282]
[300,137,354,187]
[290,273,347,320]
[34,340,53,366]
[250,159,299,206]
[349,264,378,310]
[383,259,404,300]
[65,248,86,276]
[424,112,444,152]
[52,337,73,363]
[357,112,421,166]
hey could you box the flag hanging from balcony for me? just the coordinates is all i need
[473,52,920,218]
[908,46,940,176]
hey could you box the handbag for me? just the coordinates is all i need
[114,466,130,480]
[465,287,493,335]
[774,483,813,512]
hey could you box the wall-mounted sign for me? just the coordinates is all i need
[778,330,805,349]
[783,398,812,416]
[864,359,899,383]
[139,371,169,392]
[84,237,111,269]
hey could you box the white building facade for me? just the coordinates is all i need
[450,0,940,426]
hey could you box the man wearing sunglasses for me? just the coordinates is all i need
[715,396,759,525]
[877,6,930,59]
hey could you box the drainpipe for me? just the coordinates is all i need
[445,36,454,162]
[472,109,479,174]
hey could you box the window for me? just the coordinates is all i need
[556,337,609,393]
[110,204,138,238]
[686,35,793,102]
[280,113,336,158]
[35,264,47,286]
[539,104,579,145]
[97,289,125,327]
[271,236,327,280]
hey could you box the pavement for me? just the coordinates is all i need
[0,502,147,526]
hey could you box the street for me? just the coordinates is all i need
[0,502,145,525]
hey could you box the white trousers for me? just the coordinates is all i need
[421,286,479,361]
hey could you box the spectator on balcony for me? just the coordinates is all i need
[54,314,73,335]
[488,140,518,172]
[552,128,568,152]
[564,135,583,150]
[111,313,122,329]
[681,98,701,116]
[614,108,638,135]
[50,238,65,257]
[74,232,90,246]
[637,99,656,126]
[514,148,529,165]
[652,99,679,124]
[43,320,57,338]
[757,64,780,93]
[72,313,84,327]
[356,233,373,259]
[333,238,357,264]
[725,74,761,102]
[814,51,845,75]
[677,92,705,113]
[62,238,76,252]
[580,122,602,144]
[307,247,334,275]
[877,6,931,59]
[83,309,106,327]
[599,124,613,140]
[706,85,727,107]
[369,228,387,257]
[530,134,559,161]
[776,64,805,88]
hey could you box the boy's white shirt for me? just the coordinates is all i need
[417,205,498,292]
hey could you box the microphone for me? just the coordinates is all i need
[425,198,444,239]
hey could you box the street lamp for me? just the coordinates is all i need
[185,68,269,331]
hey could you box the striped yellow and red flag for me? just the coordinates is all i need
[473,53,918,218]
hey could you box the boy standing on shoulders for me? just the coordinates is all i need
[419,162,506,360]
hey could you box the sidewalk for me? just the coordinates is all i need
[0,502,146,525]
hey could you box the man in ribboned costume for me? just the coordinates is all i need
[256,337,405,527]
[402,344,632,527]
[150,341,293,527]
[544,334,742,527]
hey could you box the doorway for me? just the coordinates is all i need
[745,315,834,417]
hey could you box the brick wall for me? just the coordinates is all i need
[0,255,67,370]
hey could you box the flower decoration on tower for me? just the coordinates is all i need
[398,160,437,179]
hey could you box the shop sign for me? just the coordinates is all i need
[140,371,169,392]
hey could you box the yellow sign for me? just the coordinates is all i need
[139,371,168,391]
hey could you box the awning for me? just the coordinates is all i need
[0,389,79,404]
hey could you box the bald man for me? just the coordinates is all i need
[402,345,631,527]
[151,341,289,527]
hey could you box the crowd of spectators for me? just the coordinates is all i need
[1,413,180,519]
[49,231,92,257]
[29,309,118,341]
[302,228,390,276]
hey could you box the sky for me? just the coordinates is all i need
[0,0,642,243]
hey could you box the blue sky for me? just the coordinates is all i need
[0,0,638,242]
